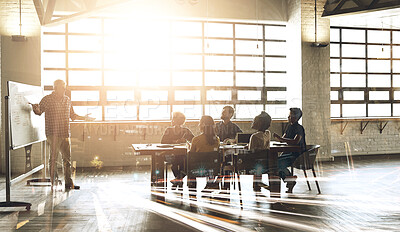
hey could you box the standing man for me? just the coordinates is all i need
[216,106,242,144]
[31,79,94,190]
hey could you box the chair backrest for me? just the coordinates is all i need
[187,152,221,179]
[293,145,320,170]
[236,150,269,175]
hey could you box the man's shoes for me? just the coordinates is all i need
[253,182,270,192]
[65,184,80,190]
[170,179,183,190]
[202,181,220,192]
[285,176,297,193]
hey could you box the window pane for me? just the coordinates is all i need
[343,91,364,100]
[342,59,365,72]
[235,24,263,39]
[265,57,286,71]
[205,39,233,54]
[74,106,102,120]
[330,28,340,42]
[265,104,287,118]
[71,91,99,101]
[139,105,170,120]
[42,70,65,86]
[267,91,286,101]
[104,52,133,69]
[175,90,200,101]
[43,24,65,33]
[342,29,365,43]
[236,56,263,71]
[331,91,338,101]
[172,38,202,53]
[69,35,102,51]
[42,35,65,50]
[342,104,366,117]
[68,18,102,33]
[204,56,233,70]
[393,60,400,73]
[139,72,170,86]
[104,71,137,86]
[394,91,400,100]
[236,40,263,55]
[369,91,389,100]
[172,105,202,119]
[368,75,390,87]
[330,43,340,57]
[394,75,400,87]
[205,72,233,86]
[141,91,168,101]
[342,44,365,57]
[266,73,286,87]
[368,30,390,44]
[265,41,286,56]
[236,104,263,119]
[265,25,286,40]
[368,60,391,73]
[330,59,340,72]
[107,91,134,101]
[236,73,263,87]
[331,104,340,117]
[172,72,202,86]
[342,74,365,87]
[69,71,102,86]
[393,31,400,44]
[330,74,340,87]
[42,52,65,68]
[393,104,400,116]
[205,105,229,119]
[368,45,390,58]
[173,55,203,70]
[69,53,101,68]
[105,105,137,120]
[171,21,202,37]
[207,90,231,101]
[393,46,400,59]
[237,90,261,101]
[205,23,233,38]
[368,104,391,117]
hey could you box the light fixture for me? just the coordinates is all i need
[11,0,27,42]
[311,0,328,47]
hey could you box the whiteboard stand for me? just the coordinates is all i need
[0,96,31,211]
[26,141,53,186]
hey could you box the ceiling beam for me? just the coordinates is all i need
[33,0,44,25]
[323,0,400,17]
[43,0,56,24]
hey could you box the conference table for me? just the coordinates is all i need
[132,142,301,197]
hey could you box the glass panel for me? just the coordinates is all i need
[175,90,201,101]
[393,60,400,73]
[331,104,340,117]
[69,71,102,86]
[236,72,263,87]
[343,91,364,100]
[205,39,233,54]
[330,43,340,57]
[330,59,340,72]
[368,60,391,73]
[235,24,263,39]
[368,75,390,87]
[104,71,137,86]
[331,91,338,101]
[237,90,261,101]
[368,30,390,44]
[330,28,340,42]
[267,91,286,101]
[265,41,286,56]
[207,90,231,101]
[265,104,287,118]
[42,70,66,86]
[330,74,340,87]
[173,55,203,70]
[71,91,99,101]
[265,25,286,40]
[236,56,263,71]
[171,21,202,36]
[42,35,65,50]
[172,105,202,119]
[42,52,65,68]
[236,40,263,55]
[172,72,202,86]
[103,52,133,69]
[141,91,168,101]
[394,91,400,100]
[393,104,400,116]
[139,105,170,120]
[138,72,170,86]
[342,44,365,58]
[342,29,365,43]
[393,31,400,44]
[265,57,286,71]
[369,91,389,100]
[236,104,263,119]
[393,46,400,58]
[266,73,286,87]
[204,23,233,38]
[367,45,390,58]
[73,106,102,120]
[204,56,233,70]
[394,75,400,87]
[342,59,365,72]
[342,74,365,87]
[43,24,65,33]
[105,105,137,120]
[68,35,102,51]
[107,91,134,101]
[368,104,391,117]
[205,72,233,86]
[204,104,230,119]
[342,104,366,117]
[68,18,102,33]
[171,38,202,53]
[68,53,101,68]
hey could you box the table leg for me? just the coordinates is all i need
[268,151,280,198]
[152,152,165,190]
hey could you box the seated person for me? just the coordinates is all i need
[216,106,242,144]
[273,108,306,193]
[248,111,272,191]
[161,112,194,188]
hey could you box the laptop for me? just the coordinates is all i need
[235,133,252,145]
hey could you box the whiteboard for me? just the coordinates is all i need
[7,81,46,149]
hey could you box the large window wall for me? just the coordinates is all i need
[330,26,400,118]
[42,18,288,120]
